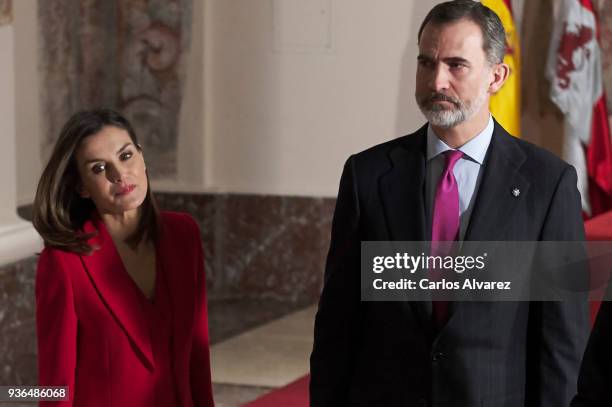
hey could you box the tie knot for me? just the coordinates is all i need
[443,150,463,171]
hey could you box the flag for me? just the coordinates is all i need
[546,0,612,217]
[587,96,612,216]
[481,0,521,137]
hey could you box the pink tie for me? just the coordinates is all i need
[431,150,463,329]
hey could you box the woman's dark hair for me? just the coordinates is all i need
[33,108,161,254]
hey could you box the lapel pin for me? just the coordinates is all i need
[512,187,520,197]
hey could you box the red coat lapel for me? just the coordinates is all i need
[79,217,155,370]
[156,215,196,360]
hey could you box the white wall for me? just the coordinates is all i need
[0,12,41,266]
[16,0,442,200]
[14,0,41,206]
[203,0,438,197]
[0,23,17,220]
[161,0,207,193]
[13,0,535,201]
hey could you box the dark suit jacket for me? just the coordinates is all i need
[36,212,214,407]
[310,121,589,407]
[572,299,612,407]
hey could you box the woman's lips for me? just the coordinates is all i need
[115,184,136,196]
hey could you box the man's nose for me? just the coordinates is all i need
[429,65,450,92]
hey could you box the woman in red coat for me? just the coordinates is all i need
[33,109,215,407]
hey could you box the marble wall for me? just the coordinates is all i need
[0,257,37,386]
[156,193,335,303]
[37,0,193,179]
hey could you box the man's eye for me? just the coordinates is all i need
[120,151,133,161]
[92,163,105,174]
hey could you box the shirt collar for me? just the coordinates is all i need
[426,115,494,164]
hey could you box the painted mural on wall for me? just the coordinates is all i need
[0,0,11,25]
[38,0,193,179]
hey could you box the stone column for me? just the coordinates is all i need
[0,5,41,267]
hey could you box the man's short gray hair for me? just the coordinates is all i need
[417,0,507,65]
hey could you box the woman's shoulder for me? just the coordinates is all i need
[36,245,81,283]
[159,211,201,236]
[38,245,81,264]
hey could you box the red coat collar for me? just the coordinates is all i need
[80,217,155,370]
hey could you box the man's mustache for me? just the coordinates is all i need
[421,93,460,106]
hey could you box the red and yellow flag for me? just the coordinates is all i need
[481,0,521,137]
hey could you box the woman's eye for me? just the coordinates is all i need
[120,151,133,161]
[92,163,105,174]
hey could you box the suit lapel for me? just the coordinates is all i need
[79,217,155,370]
[379,127,435,336]
[437,122,530,339]
[379,126,428,242]
[463,121,529,242]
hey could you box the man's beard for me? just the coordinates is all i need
[416,86,488,129]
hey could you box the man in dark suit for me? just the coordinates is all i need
[310,1,589,406]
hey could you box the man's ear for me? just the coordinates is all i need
[489,62,510,94]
